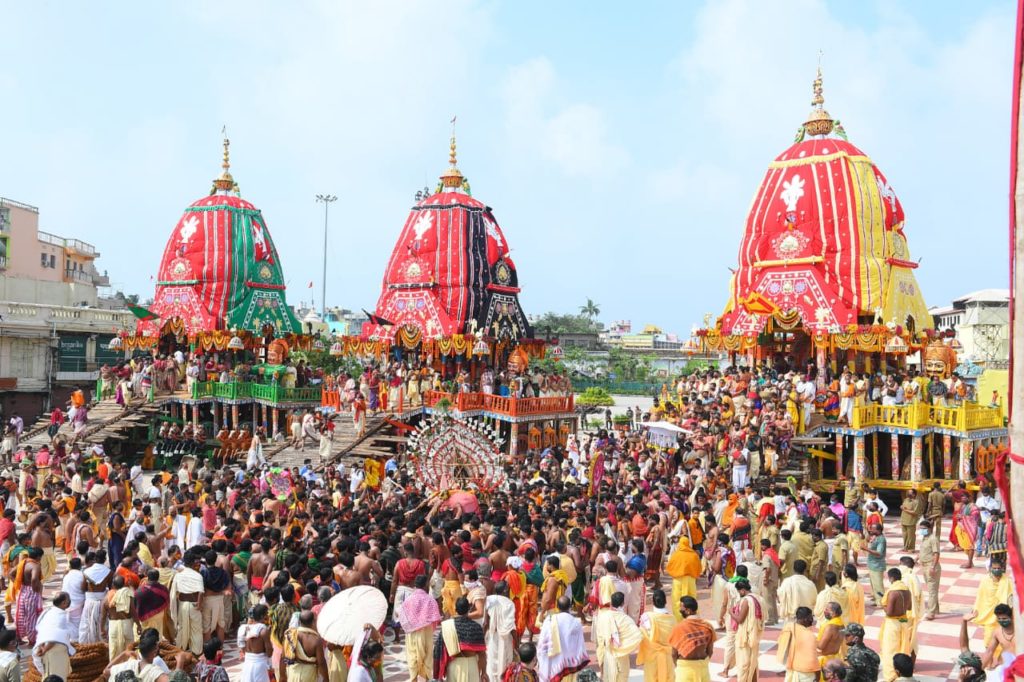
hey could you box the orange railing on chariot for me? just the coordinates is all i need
[423,390,573,417]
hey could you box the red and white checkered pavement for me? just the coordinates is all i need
[33,515,991,681]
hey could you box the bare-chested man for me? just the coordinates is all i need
[354,542,383,586]
[247,541,272,593]
[334,553,362,590]
[489,531,509,579]
[280,609,328,682]
[27,504,57,582]
[817,601,844,664]
[71,510,98,557]
[430,531,451,576]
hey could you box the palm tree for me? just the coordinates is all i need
[579,298,601,319]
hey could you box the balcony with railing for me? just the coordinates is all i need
[64,268,93,284]
[37,231,64,247]
[848,401,1004,432]
[0,197,39,213]
[65,239,97,257]
[36,231,98,257]
[1,302,133,330]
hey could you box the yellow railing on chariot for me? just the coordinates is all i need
[848,401,1003,432]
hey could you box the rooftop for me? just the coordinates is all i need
[0,196,39,213]
[952,289,1010,304]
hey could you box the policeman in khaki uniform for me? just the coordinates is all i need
[899,490,923,551]
[917,519,941,620]
[925,482,945,538]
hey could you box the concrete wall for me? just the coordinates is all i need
[3,203,65,282]
[0,275,97,306]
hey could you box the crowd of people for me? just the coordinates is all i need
[0,364,1013,682]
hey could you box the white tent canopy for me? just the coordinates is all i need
[640,421,692,447]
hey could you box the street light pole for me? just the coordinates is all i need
[315,194,337,319]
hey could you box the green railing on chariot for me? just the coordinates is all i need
[570,378,663,396]
[189,381,320,404]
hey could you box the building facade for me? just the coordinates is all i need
[929,289,1010,366]
[0,196,131,421]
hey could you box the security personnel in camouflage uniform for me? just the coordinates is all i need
[917,519,940,619]
[842,623,880,682]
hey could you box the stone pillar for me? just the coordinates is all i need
[835,432,844,479]
[890,433,900,480]
[942,434,953,480]
[510,422,520,458]
[959,439,974,480]
[854,436,866,483]
[911,436,923,482]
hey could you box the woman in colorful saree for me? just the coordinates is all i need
[954,499,981,569]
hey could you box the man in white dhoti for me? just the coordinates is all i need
[184,507,204,549]
[238,603,272,682]
[33,592,76,682]
[246,436,265,470]
[167,508,187,551]
[593,591,643,682]
[838,371,855,424]
[484,581,518,681]
[536,596,589,682]
[170,551,204,655]
[799,378,816,428]
[80,550,111,643]
[61,556,85,635]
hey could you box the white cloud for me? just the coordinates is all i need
[660,0,1014,320]
[499,57,627,179]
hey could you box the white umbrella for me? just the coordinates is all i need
[316,585,389,646]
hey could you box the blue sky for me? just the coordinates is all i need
[0,0,1014,334]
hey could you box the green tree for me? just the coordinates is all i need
[576,387,615,408]
[579,298,601,319]
[532,311,603,334]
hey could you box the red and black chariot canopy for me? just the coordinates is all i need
[364,135,532,342]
